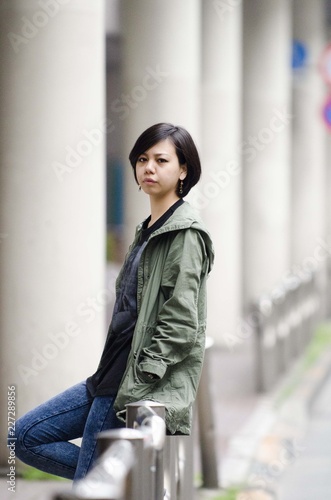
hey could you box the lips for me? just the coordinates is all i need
[144,178,156,184]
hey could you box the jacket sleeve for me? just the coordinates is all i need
[138,228,208,380]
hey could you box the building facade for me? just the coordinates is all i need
[0,0,330,466]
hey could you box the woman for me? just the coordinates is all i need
[13,123,214,481]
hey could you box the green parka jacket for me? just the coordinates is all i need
[114,201,214,434]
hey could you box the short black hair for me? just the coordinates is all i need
[129,123,201,198]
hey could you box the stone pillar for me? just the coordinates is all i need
[0,0,105,464]
[327,12,331,318]
[242,0,292,309]
[200,0,242,344]
[291,0,327,272]
[120,0,200,249]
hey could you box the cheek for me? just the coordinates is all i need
[135,166,143,179]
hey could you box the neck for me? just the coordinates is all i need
[148,195,180,227]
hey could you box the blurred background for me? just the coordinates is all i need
[0,0,331,497]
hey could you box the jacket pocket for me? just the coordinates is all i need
[135,364,157,385]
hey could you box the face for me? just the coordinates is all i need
[136,138,187,200]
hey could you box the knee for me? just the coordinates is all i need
[11,415,32,459]
[12,415,24,441]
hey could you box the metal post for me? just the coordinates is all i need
[97,428,145,500]
[254,295,277,392]
[310,267,322,330]
[272,286,288,374]
[282,277,298,359]
[126,400,165,427]
[291,278,303,355]
[126,401,166,500]
[177,435,195,500]
[196,337,219,488]
[300,271,314,344]
[300,272,315,349]
[54,438,136,500]
[164,435,178,500]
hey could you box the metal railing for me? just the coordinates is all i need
[252,265,324,392]
[54,402,166,500]
[53,338,219,499]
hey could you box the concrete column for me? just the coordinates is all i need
[0,0,105,463]
[242,0,292,309]
[328,16,331,249]
[120,0,200,249]
[291,0,327,269]
[200,1,242,344]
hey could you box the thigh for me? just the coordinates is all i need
[74,394,125,480]
[15,381,93,447]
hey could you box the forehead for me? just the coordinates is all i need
[143,138,176,156]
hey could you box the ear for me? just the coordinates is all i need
[179,164,187,180]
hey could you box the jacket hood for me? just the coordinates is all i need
[138,201,215,274]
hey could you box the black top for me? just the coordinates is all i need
[86,199,184,397]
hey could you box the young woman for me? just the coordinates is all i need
[13,123,214,481]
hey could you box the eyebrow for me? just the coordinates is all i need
[141,152,171,157]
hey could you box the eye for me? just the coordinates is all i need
[157,158,168,163]
[137,157,147,163]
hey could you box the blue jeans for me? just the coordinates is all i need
[12,382,125,481]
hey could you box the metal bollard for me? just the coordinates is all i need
[196,336,219,489]
[271,286,289,374]
[53,438,135,500]
[126,401,166,500]
[163,433,195,500]
[309,268,322,332]
[163,434,178,500]
[300,270,315,345]
[298,271,313,348]
[76,439,134,499]
[126,400,166,427]
[285,276,303,357]
[177,434,195,500]
[254,294,279,392]
[97,428,145,500]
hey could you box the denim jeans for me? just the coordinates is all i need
[12,381,125,481]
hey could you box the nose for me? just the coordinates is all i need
[145,160,155,174]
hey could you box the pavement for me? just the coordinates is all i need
[1,320,331,500]
[276,368,331,499]
[198,322,331,500]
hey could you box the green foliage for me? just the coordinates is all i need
[197,486,244,500]
[210,486,242,499]
[303,322,331,369]
[21,466,69,482]
[275,322,331,406]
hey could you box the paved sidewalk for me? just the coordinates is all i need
[198,325,331,499]
[217,342,331,499]
[276,370,331,499]
[0,477,71,500]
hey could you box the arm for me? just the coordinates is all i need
[138,229,207,380]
